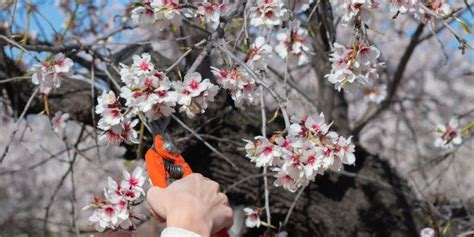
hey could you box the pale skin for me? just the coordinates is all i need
[147,173,234,236]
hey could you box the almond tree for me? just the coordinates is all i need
[0,0,473,236]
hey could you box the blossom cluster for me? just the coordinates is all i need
[31,53,74,95]
[244,113,356,192]
[95,53,218,144]
[326,41,383,94]
[195,1,225,30]
[119,53,218,119]
[332,0,452,26]
[434,119,463,149]
[51,111,70,135]
[415,0,452,24]
[96,91,139,145]
[249,0,288,28]
[173,72,219,118]
[275,24,313,66]
[332,0,380,25]
[131,0,226,30]
[131,0,183,29]
[211,66,260,107]
[83,167,146,232]
[243,207,262,228]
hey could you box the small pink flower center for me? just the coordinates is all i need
[263,146,273,155]
[56,59,64,67]
[189,80,200,90]
[140,62,150,71]
[111,109,121,118]
[323,148,332,157]
[129,178,139,187]
[125,191,136,199]
[105,207,115,217]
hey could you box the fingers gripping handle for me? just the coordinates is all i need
[145,135,229,237]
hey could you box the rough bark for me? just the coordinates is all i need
[176,100,423,237]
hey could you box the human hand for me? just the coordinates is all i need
[147,173,233,236]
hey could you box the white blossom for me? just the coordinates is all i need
[245,113,356,192]
[150,0,182,28]
[99,119,139,145]
[243,207,261,228]
[131,0,183,28]
[386,0,418,13]
[211,66,260,106]
[245,36,272,70]
[51,111,70,135]
[30,53,74,95]
[326,41,382,91]
[332,0,380,25]
[119,53,178,120]
[96,91,123,130]
[196,1,224,30]
[84,166,146,232]
[434,119,463,149]
[275,24,313,66]
[420,227,435,237]
[173,72,219,118]
[249,0,288,28]
[415,0,451,24]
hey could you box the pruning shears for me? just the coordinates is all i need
[144,117,230,237]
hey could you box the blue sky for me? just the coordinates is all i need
[1,0,473,65]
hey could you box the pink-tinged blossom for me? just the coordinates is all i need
[96,91,123,130]
[333,0,380,25]
[99,119,139,145]
[131,0,182,28]
[415,0,451,24]
[195,1,224,30]
[211,66,260,106]
[131,5,156,26]
[121,167,146,198]
[434,119,462,149]
[275,24,313,66]
[386,0,418,13]
[31,53,74,95]
[326,41,382,91]
[273,169,299,192]
[84,166,146,232]
[304,112,331,135]
[150,0,182,27]
[243,207,261,228]
[249,0,288,28]
[119,53,178,120]
[245,113,356,192]
[250,136,281,167]
[245,36,272,70]
[362,84,387,104]
[51,111,70,135]
[173,72,219,118]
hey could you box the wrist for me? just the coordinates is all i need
[166,211,212,236]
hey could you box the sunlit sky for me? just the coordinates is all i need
[1,0,473,65]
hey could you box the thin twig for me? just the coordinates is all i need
[260,88,272,225]
[171,114,238,169]
[283,185,306,227]
[216,42,291,128]
[0,87,39,163]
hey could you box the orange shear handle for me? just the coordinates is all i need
[145,135,230,237]
[145,135,192,188]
